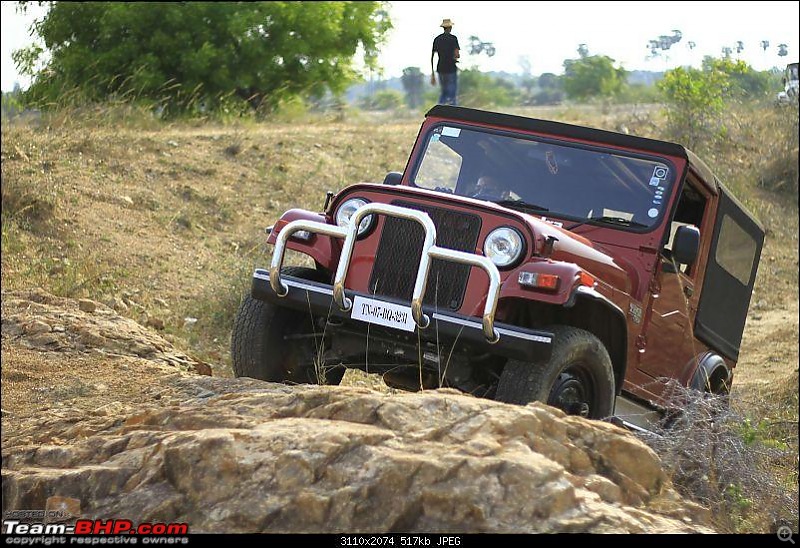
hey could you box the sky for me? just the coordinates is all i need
[2,0,799,91]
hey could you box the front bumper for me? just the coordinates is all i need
[252,270,553,363]
[268,202,503,341]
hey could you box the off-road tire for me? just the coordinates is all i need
[231,266,344,385]
[495,325,615,419]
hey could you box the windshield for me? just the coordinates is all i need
[411,124,677,230]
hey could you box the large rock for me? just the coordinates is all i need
[1,377,711,533]
[1,290,210,375]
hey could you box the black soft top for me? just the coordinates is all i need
[426,105,688,158]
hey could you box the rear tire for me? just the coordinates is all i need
[230,266,344,385]
[495,325,615,419]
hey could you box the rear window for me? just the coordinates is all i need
[715,215,757,285]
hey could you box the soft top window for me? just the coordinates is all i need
[715,215,758,285]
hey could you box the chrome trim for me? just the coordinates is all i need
[432,313,551,344]
[431,312,482,330]
[255,270,334,296]
[619,419,661,437]
[269,203,502,342]
[496,327,551,344]
[269,222,348,296]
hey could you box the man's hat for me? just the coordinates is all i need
[440,18,454,28]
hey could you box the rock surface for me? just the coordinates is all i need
[2,375,711,533]
[1,290,210,375]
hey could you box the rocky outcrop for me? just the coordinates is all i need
[2,377,711,533]
[0,290,210,375]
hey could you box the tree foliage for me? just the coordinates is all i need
[457,68,517,108]
[562,55,627,100]
[658,63,730,148]
[358,88,404,111]
[700,57,774,98]
[400,66,424,108]
[14,1,391,114]
[658,57,777,148]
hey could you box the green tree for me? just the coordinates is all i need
[700,56,774,98]
[532,72,565,105]
[457,68,518,108]
[658,57,779,148]
[358,89,404,111]
[537,73,561,90]
[14,2,391,114]
[562,55,627,100]
[2,83,24,117]
[400,66,424,108]
[657,65,729,148]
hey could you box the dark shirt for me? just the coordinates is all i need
[432,33,460,74]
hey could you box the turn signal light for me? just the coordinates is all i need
[578,271,596,287]
[518,272,560,291]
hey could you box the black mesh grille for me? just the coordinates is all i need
[368,201,482,311]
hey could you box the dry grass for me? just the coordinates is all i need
[643,383,798,533]
[1,113,419,371]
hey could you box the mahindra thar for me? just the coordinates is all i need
[232,105,764,431]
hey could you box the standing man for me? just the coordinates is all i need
[431,18,460,105]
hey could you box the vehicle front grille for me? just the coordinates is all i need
[368,201,482,311]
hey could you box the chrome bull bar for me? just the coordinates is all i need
[269,203,501,342]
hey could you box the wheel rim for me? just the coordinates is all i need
[548,364,594,417]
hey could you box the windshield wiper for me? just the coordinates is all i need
[566,215,648,230]
[492,199,550,213]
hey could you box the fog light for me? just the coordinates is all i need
[518,271,560,291]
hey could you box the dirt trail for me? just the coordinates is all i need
[734,299,799,393]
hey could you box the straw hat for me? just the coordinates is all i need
[440,18,454,28]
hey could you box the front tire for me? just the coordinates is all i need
[495,326,615,419]
[230,266,344,385]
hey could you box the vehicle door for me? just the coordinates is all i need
[637,173,712,387]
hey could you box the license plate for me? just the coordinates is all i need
[350,295,416,332]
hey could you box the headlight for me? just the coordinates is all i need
[335,198,375,236]
[484,227,524,268]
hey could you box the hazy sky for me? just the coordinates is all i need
[2,0,799,91]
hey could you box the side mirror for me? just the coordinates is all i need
[383,172,402,185]
[673,225,700,266]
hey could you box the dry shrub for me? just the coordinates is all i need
[641,383,798,533]
[0,176,55,227]
[758,102,799,197]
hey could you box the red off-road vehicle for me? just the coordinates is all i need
[232,106,764,430]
